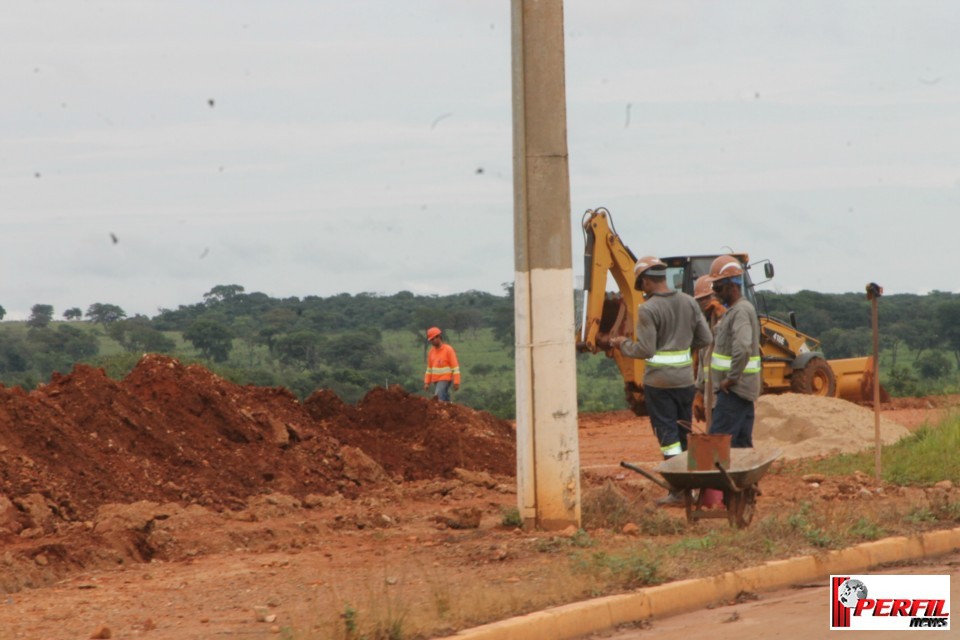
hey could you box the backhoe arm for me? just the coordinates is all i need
[576,208,648,414]
[578,208,643,350]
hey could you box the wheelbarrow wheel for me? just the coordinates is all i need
[727,486,758,528]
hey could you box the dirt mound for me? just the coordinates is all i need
[305,385,516,480]
[0,355,516,536]
[755,393,911,459]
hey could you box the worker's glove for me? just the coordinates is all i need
[609,336,627,350]
[692,391,705,422]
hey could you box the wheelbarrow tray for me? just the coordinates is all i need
[656,448,782,492]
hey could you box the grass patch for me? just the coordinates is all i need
[581,480,647,531]
[789,413,960,486]
[573,546,663,590]
[499,507,523,529]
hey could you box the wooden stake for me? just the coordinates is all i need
[866,283,883,481]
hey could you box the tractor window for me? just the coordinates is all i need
[667,267,685,293]
[689,258,713,286]
[742,269,758,306]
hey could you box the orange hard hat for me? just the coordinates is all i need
[633,255,667,279]
[707,255,744,282]
[426,326,442,341]
[693,274,714,300]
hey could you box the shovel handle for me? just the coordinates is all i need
[619,461,672,490]
[677,419,707,435]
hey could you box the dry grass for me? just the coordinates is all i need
[272,482,959,640]
[275,417,960,638]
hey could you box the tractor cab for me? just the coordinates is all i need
[660,253,773,309]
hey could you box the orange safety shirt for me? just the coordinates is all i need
[424,343,461,385]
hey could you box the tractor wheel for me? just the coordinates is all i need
[791,357,837,397]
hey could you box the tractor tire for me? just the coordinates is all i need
[791,357,837,397]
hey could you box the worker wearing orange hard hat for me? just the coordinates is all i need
[423,327,461,402]
[611,256,713,506]
[703,255,761,448]
[692,274,726,423]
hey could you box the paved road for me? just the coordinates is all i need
[581,553,958,640]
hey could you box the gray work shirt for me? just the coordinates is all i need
[620,291,713,389]
[710,297,762,401]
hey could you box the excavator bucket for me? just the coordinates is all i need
[829,356,890,404]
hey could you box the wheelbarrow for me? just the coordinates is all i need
[619,448,783,528]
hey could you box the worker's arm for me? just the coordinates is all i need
[449,346,461,390]
[720,306,751,392]
[691,299,713,352]
[424,350,433,390]
[617,306,657,360]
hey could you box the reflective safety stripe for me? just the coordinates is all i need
[645,349,692,367]
[661,442,683,457]
[426,367,460,376]
[711,353,761,374]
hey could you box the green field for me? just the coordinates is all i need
[2,317,959,420]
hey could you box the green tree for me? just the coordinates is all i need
[0,333,30,374]
[203,284,245,304]
[183,319,234,362]
[86,302,127,326]
[107,318,176,353]
[56,325,100,360]
[319,330,388,369]
[916,351,952,381]
[491,282,515,351]
[63,307,83,321]
[900,315,937,364]
[26,325,99,376]
[381,308,412,331]
[27,304,54,329]
[0,305,6,321]
[820,327,871,359]
[450,308,483,339]
[413,307,450,337]
[883,322,907,370]
[256,308,301,353]
[275,330,325,370]
[934,300,960,368]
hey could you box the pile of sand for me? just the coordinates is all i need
[754,393,911,460]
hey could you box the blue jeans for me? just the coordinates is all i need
[644,385,695,458]
[434,380,452,402]
[709,391,754,448]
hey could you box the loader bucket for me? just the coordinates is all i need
[829,356,890,404]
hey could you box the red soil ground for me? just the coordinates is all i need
[0,355,953,639]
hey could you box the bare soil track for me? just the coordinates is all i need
[0,355,954,639]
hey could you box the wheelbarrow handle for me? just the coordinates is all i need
[619,461,672,491]
[714,460,742,493]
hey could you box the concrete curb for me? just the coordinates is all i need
[434,526,960,640]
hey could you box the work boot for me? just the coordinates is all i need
[656,489,685,507]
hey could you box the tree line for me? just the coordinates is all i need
[0,287,515,402]
[1,284,958,407]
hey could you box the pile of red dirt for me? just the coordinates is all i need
[304,385,517,481]
[0,354,516,533]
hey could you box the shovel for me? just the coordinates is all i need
[677,419,707,435]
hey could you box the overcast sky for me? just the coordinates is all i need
[3,1,958,321]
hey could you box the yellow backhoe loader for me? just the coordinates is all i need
[576,207,885,415]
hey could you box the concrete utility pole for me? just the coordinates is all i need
[511,0,581,530]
